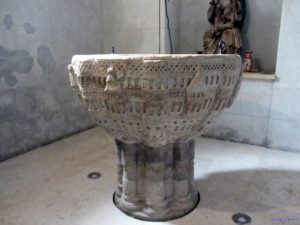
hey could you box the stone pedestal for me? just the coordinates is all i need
[113,139,200,221]
[69,54,243,221]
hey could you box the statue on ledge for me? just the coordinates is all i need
[203,0,245,54]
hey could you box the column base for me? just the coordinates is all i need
[113,139,200,221]
[113,191,200,222]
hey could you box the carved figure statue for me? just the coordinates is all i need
[203,0,245,54]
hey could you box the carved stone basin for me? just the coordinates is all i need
[68,54,242,221]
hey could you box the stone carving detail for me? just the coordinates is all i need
[203,0,245,54]
[69,55,242,148]
[68,54,242,221]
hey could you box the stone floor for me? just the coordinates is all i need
[1,126,300,225]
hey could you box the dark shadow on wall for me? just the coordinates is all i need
[37,45,56,75]
[241,0,250,59]
[0,84,97,162]
[241,0,283,73]
[203,97,297,152]
[0,43,96,162]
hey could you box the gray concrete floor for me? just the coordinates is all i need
[1,126,300,225]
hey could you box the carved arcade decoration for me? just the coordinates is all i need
[69,55,242,147]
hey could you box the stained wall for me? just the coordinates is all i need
[0,0,107,161]
[0,0,166,161]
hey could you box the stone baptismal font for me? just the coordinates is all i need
[68,54,242,221]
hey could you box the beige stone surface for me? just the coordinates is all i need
[1,127,300,225]
[243,72,276,80]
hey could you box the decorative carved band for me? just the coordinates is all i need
[69,55,242,147]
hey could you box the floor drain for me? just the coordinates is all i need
[87,172,102,179]
[232,213,251,224]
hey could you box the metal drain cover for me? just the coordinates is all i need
[232,213,251,224]
[87,172,102,179]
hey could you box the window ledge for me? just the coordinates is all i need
[243,72,276,80]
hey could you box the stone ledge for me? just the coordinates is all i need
[243,72,276,80]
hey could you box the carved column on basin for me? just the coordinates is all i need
[68,54,242,221]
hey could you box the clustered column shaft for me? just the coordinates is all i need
[113,139,199,221]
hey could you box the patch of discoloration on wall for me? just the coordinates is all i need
[262,137,270,148]
[215,127,240,142]
[242,138,250,145]
[208,125,268,147]
[0,45,34,87]
[0,0,106,162]
[2,73,18,87]
[0,44,94,161]
[0,85,96,162]
[24,22,36,34]
[3,14,13,29]
[37,45,56,75]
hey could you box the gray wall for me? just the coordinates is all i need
[0,0,107,161]
[0,0,163,161]
[206,79,274,147]
[178,0,283,73]
[160,0,180,54]
[103,0,179,55]
[100,0,160,54]
[268,0,300,151]
[206,0,300,153]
